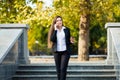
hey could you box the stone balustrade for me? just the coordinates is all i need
[0,24,29,80]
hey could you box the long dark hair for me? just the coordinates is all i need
[47,16,63,48]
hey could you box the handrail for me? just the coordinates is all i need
[0,24,29,29]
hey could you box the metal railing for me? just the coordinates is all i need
[0,24,29,80]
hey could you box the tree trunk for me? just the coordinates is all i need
[78,0,90,61]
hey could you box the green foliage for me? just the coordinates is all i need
[89,0,120,51]
[52,0,80,54]
[0,0,120,55]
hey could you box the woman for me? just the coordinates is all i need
[48,16,74,80]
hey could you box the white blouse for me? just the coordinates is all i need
[56,26,66,51]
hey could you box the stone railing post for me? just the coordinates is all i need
[105,23,120,64]
[0,24,29,64]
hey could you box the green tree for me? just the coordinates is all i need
[53,0,80,54]
[78,0,90,61]
[89,0,120,55]
[53,0,120,61]
[1,0,120,57]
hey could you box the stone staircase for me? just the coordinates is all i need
[12,62,116,80]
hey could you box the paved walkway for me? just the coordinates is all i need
[29,55,106,64]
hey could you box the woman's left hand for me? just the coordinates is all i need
[70,37,75,44]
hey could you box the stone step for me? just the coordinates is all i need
[18,64,114,70]
[12,74,116,80]
[12,62,116,80]
[15,69,115,75]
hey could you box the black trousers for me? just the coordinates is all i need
[54,51,70,80]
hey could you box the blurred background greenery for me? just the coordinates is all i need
[0,0,120,56]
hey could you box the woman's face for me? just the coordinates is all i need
[56,17,62,27]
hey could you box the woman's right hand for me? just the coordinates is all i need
[54,24,58,30]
